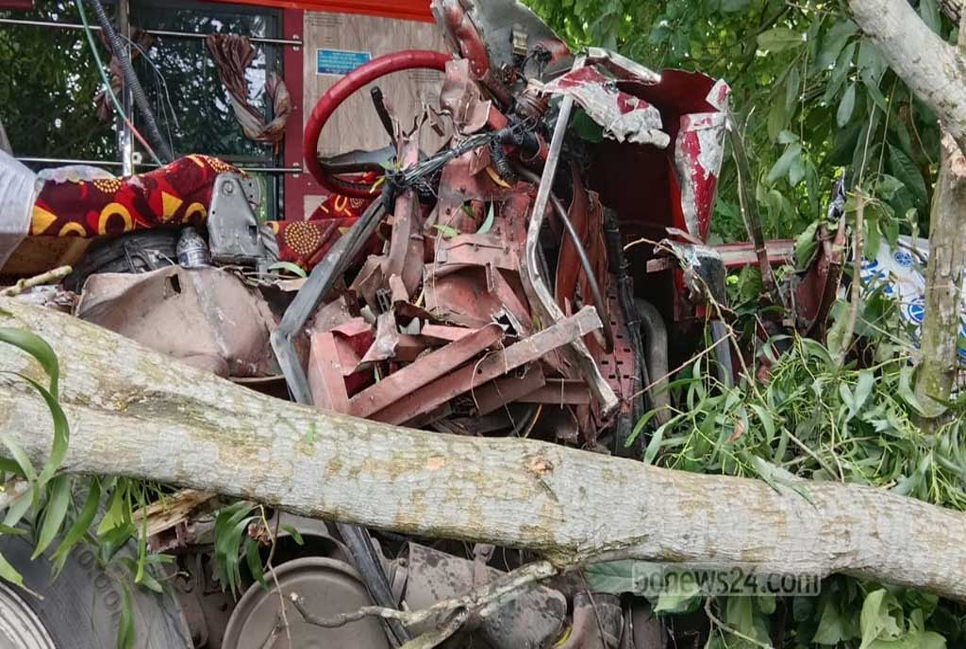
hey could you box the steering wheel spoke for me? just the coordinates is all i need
[303,50,451,198]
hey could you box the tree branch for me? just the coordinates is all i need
[847,0,966,155]
[2,299,966,601]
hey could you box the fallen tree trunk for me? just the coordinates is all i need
[1,298,966,601]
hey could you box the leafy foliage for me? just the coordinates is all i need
[524,0,945,242]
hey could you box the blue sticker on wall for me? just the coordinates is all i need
[317,49,371,76]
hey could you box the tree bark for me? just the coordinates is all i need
[848,0,966,418]
[2,299,966,601]
[916,133,966,417]
[847,0,966,155]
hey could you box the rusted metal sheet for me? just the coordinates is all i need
[470,365,546,415]
[423,266,531,333]
[384,139,423,298]
[715,240,795,269]
[370,306,604,425]
[795,218,847,338]
[520,379,592,406]
[517,62,619,418]
[420,323,474,342]
[348,322,505,419]
[307,331,351,413]
[432,233,519,273]
[76,266,278,378]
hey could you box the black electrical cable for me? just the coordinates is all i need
[82,0,176,163]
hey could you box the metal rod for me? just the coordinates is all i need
[117,0,135,176]
[17,157,302,174]
[0,17,302,46]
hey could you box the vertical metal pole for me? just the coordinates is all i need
[117,0,134,176]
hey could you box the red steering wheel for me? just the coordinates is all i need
[303,50,451,198]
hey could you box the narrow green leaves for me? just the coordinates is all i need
[838,83,857,126]
[757,27,804,53]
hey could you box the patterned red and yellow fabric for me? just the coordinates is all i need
[30,156,382,272]
[30,155,237,238]
[267,173,381,270]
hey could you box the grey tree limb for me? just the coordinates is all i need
[847,0,966,155]
[1,298,966,601]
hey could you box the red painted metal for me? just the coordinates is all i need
[218,0,434,23]
[282,6,305,221]
[348,322,505,418]
[519,380,591,406]
[715,240,795,269]
[472,365,546,416]
[307,332,351,412]
[302,50,450,197]
[370,307,603,425]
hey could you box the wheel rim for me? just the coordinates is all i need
[0,582,56,649]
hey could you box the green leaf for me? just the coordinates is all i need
[898,365,928,416]
[795,221,820,267]
[1,435,35,483]
[280,523,304,545]
[432,224,460,239]
[778,130,799,145]
[97,486,127,536]
[860,589,902,649]
[584,561,637,594]
[789,155,806,187]
[3,486,33,529]
[824,43,856,104]
[572,108,604,143]
[767,143,803,183]
[644,417,675,464]
[0,552,24,588]
[245,536,267,589]
[838,83,857,127]
[852,370,875,416]
[863,76,890,112]
[98,523,136,564]
[749,404,776,444]
[653,579,701,614]
[858,42,888,83]
[213,501,256,597]
[719,0,751,12]
[117,584,135,649]
[817,20,858,70]
[51,479,101,576]
[0,328,60,398]
[813,595,859,644]
[888,144,928,206]
[12,373,70,488]
[785,67,801,112]
[757,594,776,615]
[757,27,805,53]
[920,0,941,34]
[266,261,307,278]
[32,474,72,559]
[768,90,789,141]
[478,203,495,235]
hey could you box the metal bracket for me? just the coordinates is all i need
[207,173,266,266]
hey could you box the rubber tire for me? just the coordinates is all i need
[0,534,192,649]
